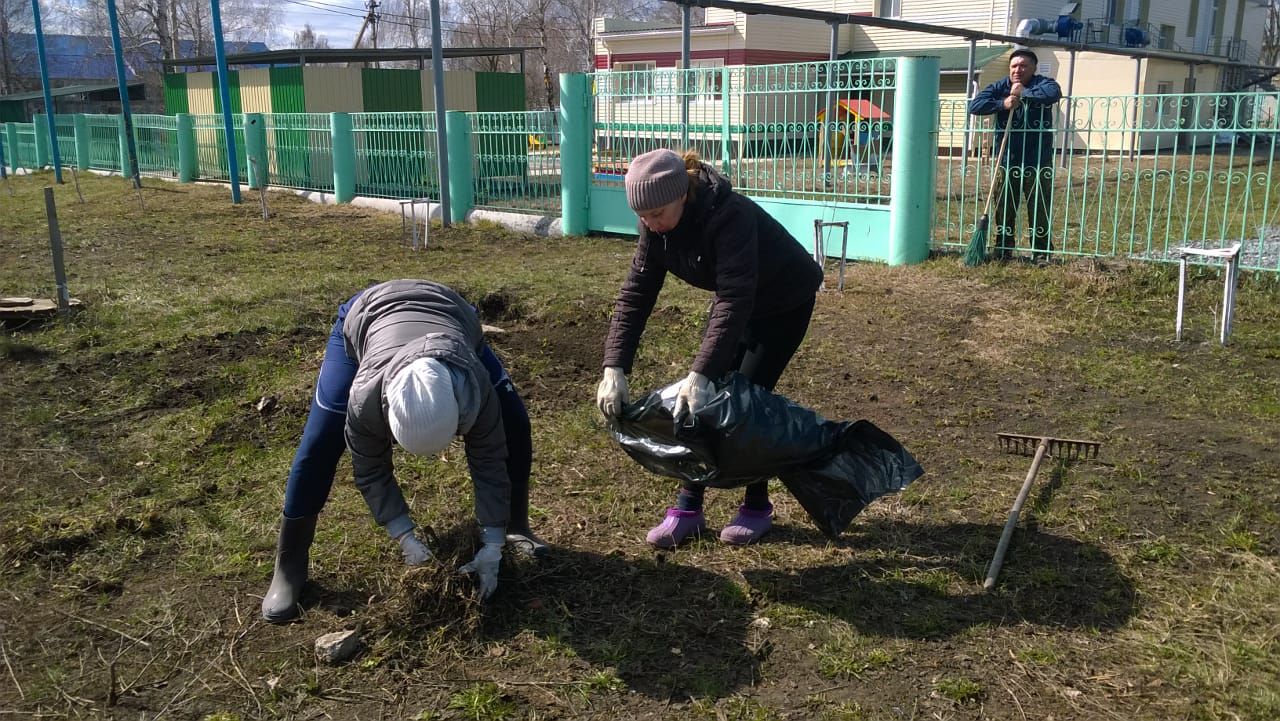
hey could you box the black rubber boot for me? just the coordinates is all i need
[261,514,317,623]
[507,481,548,559]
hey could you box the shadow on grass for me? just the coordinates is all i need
[744,519,1136,639]
[486,547,760,702]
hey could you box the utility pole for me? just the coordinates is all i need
[367,0,380,68]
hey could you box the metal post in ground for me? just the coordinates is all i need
[210,0,242,204]
[106,0,142,190]
[42,187,71,314]
[31,0,64,183]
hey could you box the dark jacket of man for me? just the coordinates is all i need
[968,75,1063,168]
[603,162,823,380]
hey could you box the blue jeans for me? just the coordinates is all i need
[281,293,532,523]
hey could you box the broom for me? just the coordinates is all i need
[964,116,1015,267]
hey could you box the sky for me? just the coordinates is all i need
[278,0,368,48]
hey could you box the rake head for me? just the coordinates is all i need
[997,432,1101,462]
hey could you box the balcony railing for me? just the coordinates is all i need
[1082,18,1248,62]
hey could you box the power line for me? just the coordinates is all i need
[283,0,555,36]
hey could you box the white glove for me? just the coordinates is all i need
[396,530,434,566]
[459,543,504,600]
[596,366,629,419]
[673,371,712,423]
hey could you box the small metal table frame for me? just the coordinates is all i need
[1175,242,1241,345]
[399,198,434,250]
[813,220,850,292]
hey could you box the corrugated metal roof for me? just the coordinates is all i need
[839,45,1011,73]
[0,81,145,102]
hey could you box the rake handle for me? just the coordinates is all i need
[981,114,1016,218]
[984,437,1049,591]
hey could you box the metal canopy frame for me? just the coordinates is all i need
[160,46,542,71]
[670,0,1280,75]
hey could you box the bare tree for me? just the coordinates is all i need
[1263,0,1280,67]
[381,0,436,49]
[293,23,331,49]
[1,0,36,94]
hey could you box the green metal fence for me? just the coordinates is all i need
[592,58,897,204]
[133,114,179,178]
[351,112,438,199]
[470,111,560,215]
[84,114,121,172]
[936,92,1280,271]
[53,114,76,167]
[14,123,37,169]
[191,113,247,184]
[265,113,334,192]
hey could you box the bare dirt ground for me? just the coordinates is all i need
[0,176,1277,720]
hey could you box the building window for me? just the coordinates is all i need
[877,0,901,19]
[1105,0,1123,24]
[1188,0,1199,36]
[692,58,724,101]
[1158,24,1175,49]
[612,61,656,98]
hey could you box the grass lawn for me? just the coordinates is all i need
[1,171,1278,720]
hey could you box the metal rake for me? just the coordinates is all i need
[984,432,1102,591]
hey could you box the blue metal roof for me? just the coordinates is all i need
[6,34,270,81]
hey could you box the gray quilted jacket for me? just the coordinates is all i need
[342,280,509,535]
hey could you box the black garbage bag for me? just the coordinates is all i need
[609,373,924,538]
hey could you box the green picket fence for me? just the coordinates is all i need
[4,62,1275,271]
[133,115,180,177]
[351,112,438,199]
[84,114,121,172]
[53,114,76,167]
[191,114,246,184]
[470,111,560,215]
[14,123,38,169]
[264,113,334,192]
[936,91,1280,271]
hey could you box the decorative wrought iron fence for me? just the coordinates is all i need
[592,58,897,204]
[469,111,561,215]
[936,92,1280,270]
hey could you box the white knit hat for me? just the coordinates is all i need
[385,357,459,456]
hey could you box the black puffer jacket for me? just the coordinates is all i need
[602,162,823,379]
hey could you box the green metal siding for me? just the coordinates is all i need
[269,66,306,113]
[211,70,243,113]
[361,69,423,112]
[474,72,526,111]
[269,66,311,189]
[163,73,189,114]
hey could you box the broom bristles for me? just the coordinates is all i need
[964,215,990,267]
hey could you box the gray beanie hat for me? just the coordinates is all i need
[625,149,689,211]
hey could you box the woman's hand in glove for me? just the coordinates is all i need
[596,366,629,419]
[672,371,712,423]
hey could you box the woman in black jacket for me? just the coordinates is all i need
[596,148,823,548]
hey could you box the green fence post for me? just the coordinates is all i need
[888,56,939,266]
[34,114,50,168]
[5,123,19,172]
[176,113,197,182]
[73,114,90,170]
[331,112,356,203]
[116,114,130,175]
[559,73,591,236]
[243,113,268,190]
[445,111,474,220]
